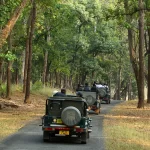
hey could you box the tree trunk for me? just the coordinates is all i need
[117,66,121,100]
[15,68,19,85]
[21,50,25,85]
[45,61,51,85]
[23,5,33,93]
[147,28,150,103]
[0,58,3,81]
[54,70,59,88]
[42,35,49,87]
[137,0,145,108]
[6,33,12,99]
[128,78,132,100]
[42,50,48,87]
[59,73,62,88]
[124,0,141,103]
[24,1,36,103]
[0,0,29,48]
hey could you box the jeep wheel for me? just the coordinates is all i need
[61,106,81,126]
[81,132,87,144]
[97,88,106,97]
[43,131,49,142]
[87,132,90,139]
[106,100,110,104]
[86,95,96,105]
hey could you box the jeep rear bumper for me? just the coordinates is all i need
[42,124,92,133]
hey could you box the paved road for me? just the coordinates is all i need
[0,100,124,150]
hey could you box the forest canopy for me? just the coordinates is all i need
[0,0,149,107]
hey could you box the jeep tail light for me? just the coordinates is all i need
[45,127,55,131]
[75,128,84,132]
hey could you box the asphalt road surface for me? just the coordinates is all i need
[0,100,124,150]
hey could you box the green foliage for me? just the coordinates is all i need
[5,51,16,61]
[0,51,16,61]
[0,0,22,26]
[31,81,43,91]
[0,83,6,97]
[0,0,139,99]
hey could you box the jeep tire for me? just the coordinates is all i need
[43,131,49,142]
[61,106,81,126]
[81,132,88,144]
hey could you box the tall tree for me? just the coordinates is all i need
[6,32,12,99]
[145,1,150,104]
[137,0,145,108]
[0,0,29,48]
[24,0,36,103]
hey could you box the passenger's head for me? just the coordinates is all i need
[85,83,88,86]
[77,83,81,87]
[76,91,83,97]
[61,88,66,94]
[94,81,97,84]
[93,83,96,87]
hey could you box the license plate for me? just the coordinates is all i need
[59,130,69,135]
[57,119,62,123]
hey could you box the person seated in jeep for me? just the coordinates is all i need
[91,83,97,92]
[76,83,83,91]
[53,88,66,97]
[76,91,83,98]
[83,83,90,91]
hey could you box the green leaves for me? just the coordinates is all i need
[0,0,22,26]
[0,51,16,61]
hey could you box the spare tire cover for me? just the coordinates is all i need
[61,106,81,126]
[97,87,106,97]
[85,95,96,105]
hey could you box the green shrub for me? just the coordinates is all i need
[31,81,43,91]
[0,83,6,97]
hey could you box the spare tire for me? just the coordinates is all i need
[61,106,81,126]
[85,95,96,105]
[97,87,106,98]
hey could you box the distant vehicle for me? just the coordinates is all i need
[96,85,111,104]
[77,91,101,114]
[41,96,92,144]
[101,93,111,104]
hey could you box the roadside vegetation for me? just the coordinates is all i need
[0,85,61,140]
[104,100,150,150]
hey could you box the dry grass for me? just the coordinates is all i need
[0,91,47,140]
[104,100,150,150]
[0,86,74,141]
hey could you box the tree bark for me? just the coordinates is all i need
[23,6,33,93]
[128,78,132,100]
[137,0,145,108]
[0,58,3,82]
[147,26,150,103]
[124,0,142,104]
[42,50,48,87]
[24,1,36,103]
[117,66,121,100]
[6,32,12,99]
[42,33,49,87]
[0,0,29,48]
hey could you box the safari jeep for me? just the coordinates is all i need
[96,86,111,104]
[77,91,101,114]
[41,96,92,144]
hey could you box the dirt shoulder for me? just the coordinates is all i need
[0,91,47,140]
